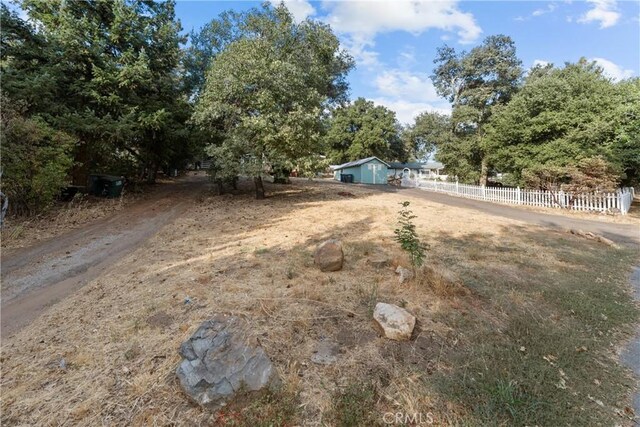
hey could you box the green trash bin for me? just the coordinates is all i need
[88,174,104,195]
[97,175,124,198]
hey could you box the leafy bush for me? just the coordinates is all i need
[393,201,429,269]
[1,101,75,215]
[522,156,620,194]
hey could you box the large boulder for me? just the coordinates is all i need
[314,239,344,272]
[373,303,416,341]
[176,315,280,410]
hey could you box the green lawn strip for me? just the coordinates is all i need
[431,232,638,426]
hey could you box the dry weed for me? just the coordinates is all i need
[2,178,587,426]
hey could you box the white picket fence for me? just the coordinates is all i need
[402,178,635,215]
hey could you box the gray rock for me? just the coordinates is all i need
[176,315,280,410]
[395,266,414,284]
[373,302,416,341]
[314,239,344,272]
[311,340,339,365]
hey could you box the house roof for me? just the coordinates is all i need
[388,161,445,170]
[331,156,390,171]
[388,162,425,170]
[425,161,444,169]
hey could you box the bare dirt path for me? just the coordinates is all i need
[1,173,209,337]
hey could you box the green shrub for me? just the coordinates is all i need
[1,102,75,215]
[393,201,429,269]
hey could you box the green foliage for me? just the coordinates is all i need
[326,98,405,164]
[431,35,523,183]
[487,60,639,186]
[296,154,329,179]
[3,0,200,193]
[393,201,429,269]
[402,111,450,161]
[193,4,354,198]
[522,156,619,194]
[182,10,242,99]
[0,99,74,215]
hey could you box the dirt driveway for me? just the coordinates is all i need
[1,173,209,336]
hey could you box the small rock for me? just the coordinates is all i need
[395,266,414,284]
[311,340,339,365]
[176,315,280,411]
[373,302,416,341]
[368,253,391,268]
[314,239,344,272]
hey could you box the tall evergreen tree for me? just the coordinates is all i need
[432,35,522,184]
[10,0,195,184]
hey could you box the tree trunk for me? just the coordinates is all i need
[216,179,224,195]
[254,176,265,199]
[479,156,489,186]
[72,141,90,186]
[146,160,157,184]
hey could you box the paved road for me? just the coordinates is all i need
[0,173,209,337]
[391,186,639,247]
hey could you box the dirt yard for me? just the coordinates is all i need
[1,178,638,426]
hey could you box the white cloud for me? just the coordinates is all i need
[374,70,440,103]
[269,0,315,23]
[397,46,416,67]
[591,57,634,81]
[514,3,558,22]
[578,0,620,28]
[371,98,450,125]
[532,3,558,17]
[321,0,481,66]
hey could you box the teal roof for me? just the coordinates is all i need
[331,156,390,171]
[388,162,425,170]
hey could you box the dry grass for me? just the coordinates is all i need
[1,192,142,250]
[1,178,637,426]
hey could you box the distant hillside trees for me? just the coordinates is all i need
[192,4,354,199]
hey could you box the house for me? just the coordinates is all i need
[387,161,447,181]
[387,162,425,177]
[331,156,389,184]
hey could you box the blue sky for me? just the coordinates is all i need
[175,0,640,123]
